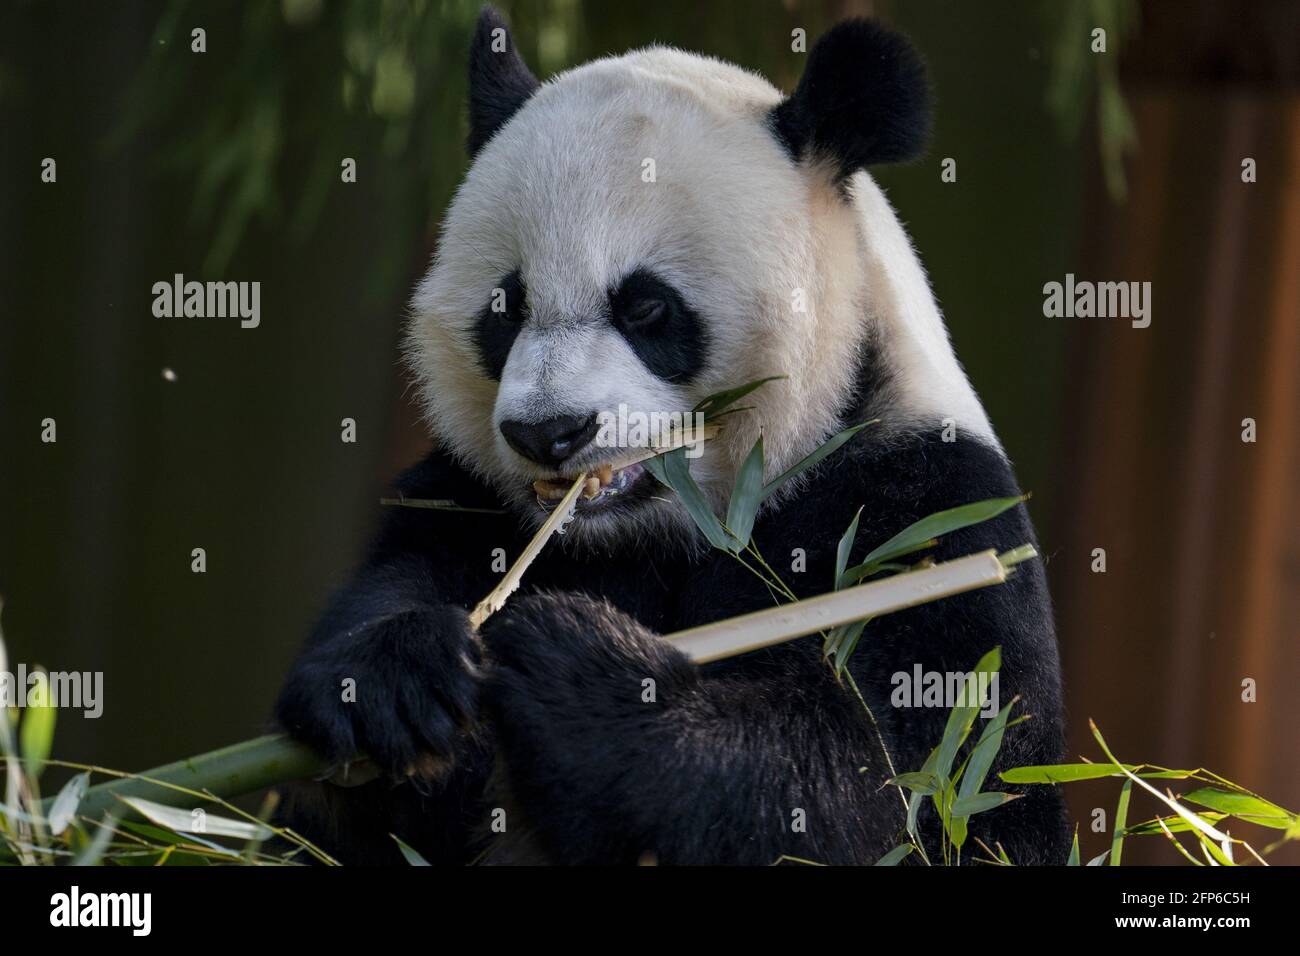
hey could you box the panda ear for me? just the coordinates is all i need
[769,19,931,181]
[467,6,540,157]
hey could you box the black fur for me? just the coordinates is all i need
[770,19,931,180]
[467,6,539,157]
[471,269,527,380]
[273,416,1070,865]
[607,269,709,384]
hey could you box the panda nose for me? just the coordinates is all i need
[499,413,599,468]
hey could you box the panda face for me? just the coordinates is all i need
[407,15,992,546]
[409,47,848,543]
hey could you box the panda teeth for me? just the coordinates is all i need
[532,479,570,501]
[535,462,640,509]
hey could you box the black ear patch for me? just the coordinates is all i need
[467,6,540,157]
[769,19,930,181]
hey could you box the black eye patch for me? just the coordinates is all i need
[607,269,707,384]
[472,270,527,380]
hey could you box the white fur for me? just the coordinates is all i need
[406,44,997,540]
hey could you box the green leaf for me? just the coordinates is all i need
[845,497,1025,582]
[888,772,940,795]
[950,791,1020,817]
[874,844,914,866]
[1087,850,1111,866]
[644,448,735,551]
[71,813,118,866]
[692,376,784,420]
[46,771,90,836]
[1123,813,1230,837]
[824,618,867,676]
[906,749,939,844]
[1110,779,1132,866]
[1067,828,1080,865]
[949,695,1018,849]
[834,507,863,591]
[724,436,765,552]
[119,796,271,841]
[1088,721,1236,864]
[392,833,431,866]
[1182,787,1295,830]
[1000,762,1153,784]
[18,674,56,779]
[760,422,870,500]
[933,646,1001,786]
[120,820,240,858]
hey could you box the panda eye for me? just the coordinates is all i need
[621,297,666,330]
[490,272,527,322]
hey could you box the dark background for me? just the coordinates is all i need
[1,0,1296,864]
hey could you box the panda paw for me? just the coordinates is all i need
[480,591,699,786]
[274,603,482,781]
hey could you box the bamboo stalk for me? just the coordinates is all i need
[667,550,1007,663]
[43,547,1019,819]
[469,472,588,629]
[47,735,324,824]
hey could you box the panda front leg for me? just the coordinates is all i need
[479,590,900,865]
[272,553,494,864]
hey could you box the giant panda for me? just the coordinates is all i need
[273,6,1070,866]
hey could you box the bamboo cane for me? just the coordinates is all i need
[44,547,1023,821]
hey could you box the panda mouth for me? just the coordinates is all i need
[533,462,647,511]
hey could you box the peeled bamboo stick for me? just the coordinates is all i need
[667,550,1008,663]
[469,471,589,628]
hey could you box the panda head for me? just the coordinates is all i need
[408,7,990,546]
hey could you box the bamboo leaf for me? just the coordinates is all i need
[18,673,56,779]
[874,844,914,866]
[825,619,867,676]
[933,647,1001,785]
[761,422,870,500]
[47,771,90,836]
[644,448,735,551]
[950,696,1018,849]
[957,698,1017,807]
[692,376,784,420]
[835,507,864,591]
[1182,787,1295,830]
[391,833,431,866]
[724,436,765,552]
[120,820,240,858]
[888,771,940,795]
[1123,813,1229,837]
[846,497,1024,582]
[1110,779,1132,866]
[1067,828,1080,865]
[120,796,271,841]
[951,791,1020,817]
[1001,762,1156,784]
[72,814,119,866]
[1087,850,1111,866]
[1088,721,1236,863]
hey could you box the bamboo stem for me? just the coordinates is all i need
[667,550,1007,663]
[44,548,1019,819]
[44,735,325,824]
